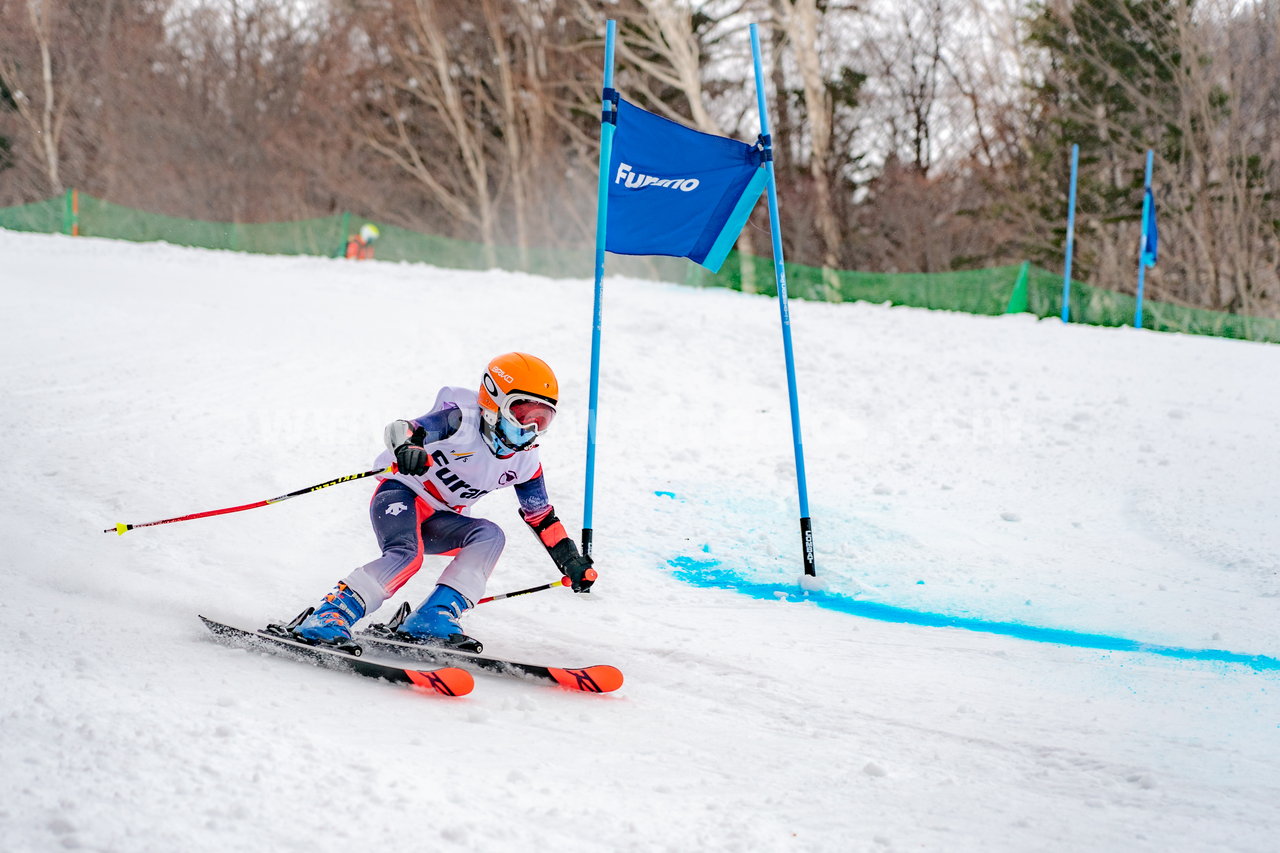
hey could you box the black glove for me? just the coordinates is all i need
[524,507,597,593]
[394,442,429,476]
[549,539,596,593]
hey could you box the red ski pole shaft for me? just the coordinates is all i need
[105,465,394,536]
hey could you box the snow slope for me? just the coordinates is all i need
[1,230,1277,852]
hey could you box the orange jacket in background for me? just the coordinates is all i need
[345,236,375,260]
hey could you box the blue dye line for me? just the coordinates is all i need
[668,556,1280,673]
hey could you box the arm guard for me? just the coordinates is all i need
[521,506,594,592]
[384,419,424,452]
[383,407,463,453]
[522,506,569,554]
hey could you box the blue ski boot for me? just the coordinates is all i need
[291,582,366,646]
[396,584,482,653]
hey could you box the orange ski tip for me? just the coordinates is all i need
[406,666,475,697]
[592,665,623,692]
[548,665,624,693]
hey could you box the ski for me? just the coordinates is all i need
[354,630,623,693]
[354,606,622,693]
[198,615,474,697]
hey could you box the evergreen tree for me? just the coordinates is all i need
[1023,0,1183,287]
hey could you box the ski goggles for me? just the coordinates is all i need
[496,395,556,449]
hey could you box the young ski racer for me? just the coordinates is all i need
[290,352,596,652]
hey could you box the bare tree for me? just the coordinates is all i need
[0,0,183,207]
[0,0,1273,320]
[1165,0,1280,315]
[580,0,771,286]
[773,0,843,285]
[862,0,949,175]
[0,0,76,195]
[1025,0,1280,315]
[354,0,598,255]
[481,0,600,261]
[843,0,1028,272]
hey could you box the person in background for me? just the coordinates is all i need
[345,223,380,260]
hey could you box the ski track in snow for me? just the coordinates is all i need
[1,231,1277,853]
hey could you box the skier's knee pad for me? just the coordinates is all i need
[463,518,505,552]
[382,543,421,568]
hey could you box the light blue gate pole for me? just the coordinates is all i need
[750,23,816,578]
[1061,144,1079,323]
[1133,149,1154,329]
[581,20,617,560]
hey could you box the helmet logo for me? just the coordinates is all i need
[490,365,515,385]
[482,374,499,396]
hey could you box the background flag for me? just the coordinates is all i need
[605,98,768,273]
[1141,188,1158,267]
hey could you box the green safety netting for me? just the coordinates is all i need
[1019,265,1280,343]
[3,191,1277,344]
[0,195,65,233]
[686,252,1027,315]
[83,195,348,256]
[686,252,1280,343]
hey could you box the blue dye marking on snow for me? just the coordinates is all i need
[654,491,678,499]
[668,556,1280,673]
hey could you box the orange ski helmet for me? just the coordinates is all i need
[478,353,558,454]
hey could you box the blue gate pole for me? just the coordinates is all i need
[750,23,816,578]
[1134,149,1154,329]
[582,20,617,560]
[1061,144,1079,323]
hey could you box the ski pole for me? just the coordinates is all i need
[477,568,598,605]
[105,465,394,535]
[478,578,569,604]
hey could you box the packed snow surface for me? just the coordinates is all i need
[2,230,1277,852]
